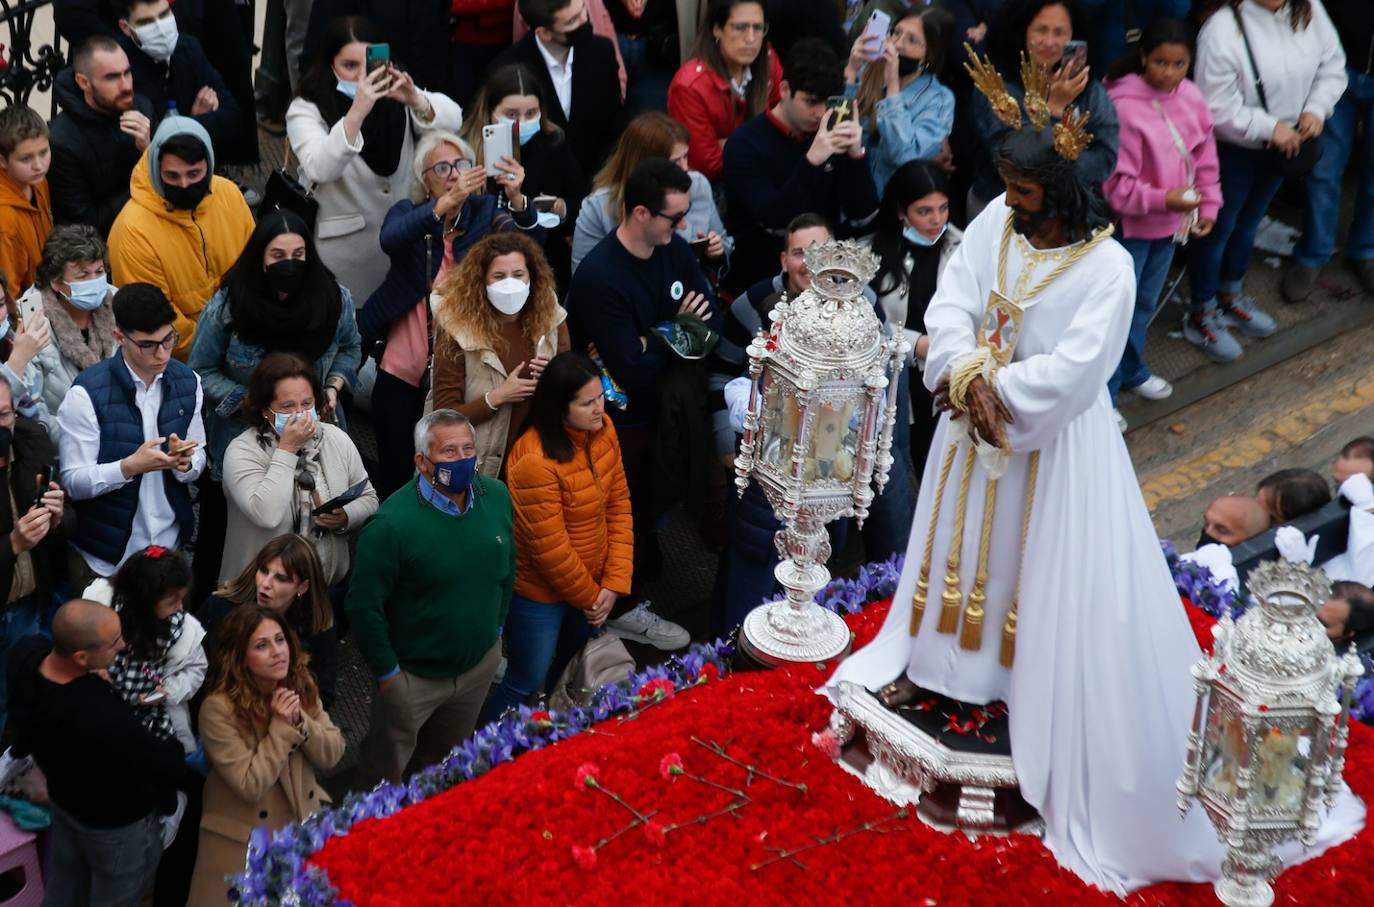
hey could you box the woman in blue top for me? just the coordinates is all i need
[188,210,363,481]
[845,5,956,196]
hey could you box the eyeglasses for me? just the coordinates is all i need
[427,160,473,178]
[128,330,179,352]
[651,206,691,225]
[726,22,768,36]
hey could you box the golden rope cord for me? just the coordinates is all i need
[1001,450,1041,667]
[910,442,960,637]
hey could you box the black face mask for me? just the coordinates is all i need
[897,56,925,78]
[561,20,594,47]
[0,426,11,459]
[163,177,210,211]
[1197,528,1223,548]
[265,259,308,296]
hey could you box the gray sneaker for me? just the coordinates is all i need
[1183,311,1243,363]
[605,601,691,650]
[1217,296,1277,338]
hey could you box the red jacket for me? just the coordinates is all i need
[668,48,783,183]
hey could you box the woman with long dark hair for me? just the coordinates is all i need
[869,160,964,473]
[188,605,343,906]
[967,0,1120,216]
[1184,0,1345,361]
[847,5,956,195]
[667,0,784,182]
[200,533,337,704]
[287,15,462,304]
[484,352,633,721]
[189,209,362,480]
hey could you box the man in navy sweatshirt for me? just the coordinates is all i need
[722,37,880,293]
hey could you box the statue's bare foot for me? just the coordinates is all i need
[877,675,922,707]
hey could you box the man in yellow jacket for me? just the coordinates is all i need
[108,115,253,359]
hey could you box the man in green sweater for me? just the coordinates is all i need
[348,409,515,785]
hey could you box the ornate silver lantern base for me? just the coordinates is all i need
[739,558,852,666]
[1214,847,1281,907]
[826,680,1042,836]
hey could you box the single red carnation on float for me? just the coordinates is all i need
[643,820,667,847]
[810,729,840,760]
[575,763,600,791]
[638,678,676,701]
[659,753,685,780]
[530,710,552,723]
[571,845,598,870]
[699,663,721,683]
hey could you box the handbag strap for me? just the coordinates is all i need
[1231,6,1269,112]
[280,138,317,197]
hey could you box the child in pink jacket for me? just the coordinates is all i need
[1103,17,1221,423]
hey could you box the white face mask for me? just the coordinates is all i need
[486,277,530,315]
[132,15,179,62]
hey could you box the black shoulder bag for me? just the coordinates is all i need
[1232,7,1322,179]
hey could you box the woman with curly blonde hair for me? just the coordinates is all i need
[432,231,570,478]
[188,605,343,905]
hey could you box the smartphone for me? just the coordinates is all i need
[690,236,711,261]
[16,289,41,326]
[482,122,515,170]
[1062,40,1088,74]
[143,691,166,705]
[365,43,391,75]
[35,465,52,489]
[532,195,559,213]
[168,439,199,456]
[826,95,855,129]
[863,10,891,49]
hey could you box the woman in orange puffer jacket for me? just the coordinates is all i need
[483,352,633,721]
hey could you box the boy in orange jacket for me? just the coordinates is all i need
[0,106,54,300]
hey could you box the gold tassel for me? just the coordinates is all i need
[936,448,978,634]
[999,609,1017,667]
[1001,451,1041,667]
[910,443,959,636]
[961,478,999,651]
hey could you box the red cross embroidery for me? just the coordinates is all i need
[988,308,1013,349]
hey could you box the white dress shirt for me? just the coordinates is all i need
[57,360,207,576]
[535,35,575,120]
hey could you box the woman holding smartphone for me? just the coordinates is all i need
[287,16,462,304]
[967,0,1119,217]
[219,353,377,593]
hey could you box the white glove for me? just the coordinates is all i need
[724,376,751,435]
[1181,544,1239,593]
[1340,473,1374,511]
[1275,525,1319,565]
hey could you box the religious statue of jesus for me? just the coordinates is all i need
[823,49,1364,895]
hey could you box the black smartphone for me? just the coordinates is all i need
[35,465,52,489]
[690,236,712,261]
[1062,40,1088,74]
[826,95,855,129]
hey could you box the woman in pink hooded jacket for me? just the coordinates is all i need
[1103,17,1221,426]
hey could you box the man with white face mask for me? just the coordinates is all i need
[114,0,244,157]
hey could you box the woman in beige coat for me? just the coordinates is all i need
[431,232,569,478]
[188,605,344,905]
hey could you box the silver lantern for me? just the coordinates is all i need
[733,239,907,665]
[1177,559,1364,907]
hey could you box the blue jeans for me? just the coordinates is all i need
[1296,68,1374,266]
[617,34,671,117]
[1186,142,1286,311]
[1109,236,1177,401]
[0,594,43,730]
[483,595,595,723]
[44,804,163,907]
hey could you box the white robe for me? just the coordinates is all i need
[823,195,1364,894]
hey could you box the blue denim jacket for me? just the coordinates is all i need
[187,284,363,480]
[847,73,955,196]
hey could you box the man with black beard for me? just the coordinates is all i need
[48,36,158,235]
[106,114,254,359]
[491,0,625,176]
[825,48,1364,895]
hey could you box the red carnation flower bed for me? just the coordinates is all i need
[310,601,1374,906]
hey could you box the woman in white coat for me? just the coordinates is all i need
[867,160,963,474]
[286,15,462,304]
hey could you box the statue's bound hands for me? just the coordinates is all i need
[964,375,1013,449]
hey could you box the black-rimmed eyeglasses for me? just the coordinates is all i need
[129,330,179,352]
[427,160,473,178]
[651,206,691,225]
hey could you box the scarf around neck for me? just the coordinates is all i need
[41,286,116,371]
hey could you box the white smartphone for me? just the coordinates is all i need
[143,691,166,705]
[482,122,514,169]
[16,289,42,326]
[863,10,892,49]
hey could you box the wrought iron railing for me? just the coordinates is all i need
[1,0,63,114]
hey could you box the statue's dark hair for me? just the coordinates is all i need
[996,127,1112,242]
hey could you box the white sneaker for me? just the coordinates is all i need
[1114,408,1127,433]
[605,601,690,651]
[161,791,188,849]
[1129,374,1174,400]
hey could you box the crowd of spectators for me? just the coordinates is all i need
[0,0,1369,903]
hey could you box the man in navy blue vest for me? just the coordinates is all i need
[56,283,205,588]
